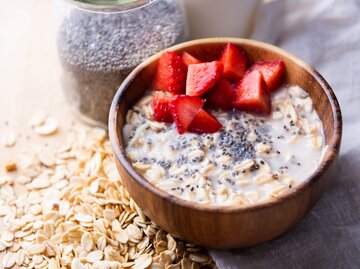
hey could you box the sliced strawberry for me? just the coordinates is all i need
[182,52,202,66]
[207,78,234,111]
[188,109,223,134]
[186,61,223,96]
[220,43,248,81]
[153,51,187,94]
[250,60,285,92]
[169,95,205,134]
[233,70,271,114]
[152,91,174,123]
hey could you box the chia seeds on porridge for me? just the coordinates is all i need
[123,85,326,206]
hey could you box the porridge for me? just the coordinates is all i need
[122,43,326,206]
[123,86,325,206]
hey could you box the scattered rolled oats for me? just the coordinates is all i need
[81,232,94,252]
[37,149,56,167]
[0,125,215,269]
[114,228,129,244]
[33,117,58,136]
[189,253,210,264]
[5,161,17,172]
[29,111,47,127]
[1,131,16,147]
[2,251,16,268]
[2,231,14,242]
[27,243,46,255]
[87,250,104,263]
[134,253,152,269]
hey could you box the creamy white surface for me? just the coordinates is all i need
[123,85,325,206]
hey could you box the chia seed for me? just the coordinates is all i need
[158,160,171,169]
[57,0,186,125]
[176,155,189,165]
[218,122,256,162]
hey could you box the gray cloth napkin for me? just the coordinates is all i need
[210,0,360,268]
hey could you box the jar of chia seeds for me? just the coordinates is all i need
[55,0,187,127]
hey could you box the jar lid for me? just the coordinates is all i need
[66,0,155,12]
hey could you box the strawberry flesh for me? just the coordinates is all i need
[152,91,174,123]
[186,61,223,96]
[169,95,205,134]
[207,78,234,111]
[153,51,187,94]
[182,52,201,66]
[220,43,248,81]
[250,60,285,92]
[233,70,271,114]
[188,109,223,134]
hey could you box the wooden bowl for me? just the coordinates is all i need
[109,38,342,248]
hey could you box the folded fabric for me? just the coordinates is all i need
[209,0,360,268]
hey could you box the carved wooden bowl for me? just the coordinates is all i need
[109,38,342,248]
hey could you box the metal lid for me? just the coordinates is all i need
[65,0,156,12]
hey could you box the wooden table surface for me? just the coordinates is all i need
[0,0,79,166]
[0,2,92,265]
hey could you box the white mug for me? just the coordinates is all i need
[182,0,261,39]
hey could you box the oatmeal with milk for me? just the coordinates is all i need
[122,44,326,206]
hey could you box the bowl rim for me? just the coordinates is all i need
[109,37,342,213]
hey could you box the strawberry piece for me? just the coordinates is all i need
[220,43,248,81]
[250,60,285,92]
[233,70,271,114]
[188,109,223,134]
[207,78,234,111]
[186,61,223,96]
[152,91,174,123]
[182,52,201,66]
[169,95,205,134]
[153,51,187,94]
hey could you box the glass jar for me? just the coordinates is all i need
[55,0,187,127]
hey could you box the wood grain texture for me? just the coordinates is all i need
[0,0,82,264]
[0,0,78,166]
[109,38,342,248]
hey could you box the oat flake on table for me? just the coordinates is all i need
[0,123,215,269]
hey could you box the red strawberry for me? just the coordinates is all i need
[153,51,187,94]
[220,43,248,81]
[186,61,223,96]
[233,70,271,114]
[169,95,205,134]
[182,52,202,66]
[188,109,223,134]
[207,78,234,111]
[152,91,174,123]
[250,60,285,92]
